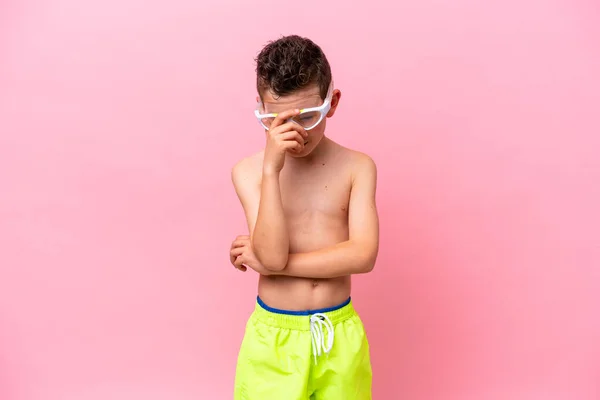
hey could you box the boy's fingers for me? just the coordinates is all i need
[280,131,305,145]
[277,133,305,152]
[271,121,308,138]
[233,255,247,272]
[281,140,304,152]
[230,247,245,258]
[231,239,248,249]
[234,256,246,268]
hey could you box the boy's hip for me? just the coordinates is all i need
[251,296,358,331]
[241,296,370,365]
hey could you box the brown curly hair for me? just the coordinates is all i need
[255,35,332,100]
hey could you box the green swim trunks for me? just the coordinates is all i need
[234,297,372,399]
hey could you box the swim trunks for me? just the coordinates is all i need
[234,297,372,399]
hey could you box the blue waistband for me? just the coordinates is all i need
[256,296,351,316]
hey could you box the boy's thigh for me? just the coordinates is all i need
[311,315,372,400]
[234,316,312,400]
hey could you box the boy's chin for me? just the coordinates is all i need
[288,150,308,158]
[287,146,313,158]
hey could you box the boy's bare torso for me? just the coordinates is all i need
[237,138,359,310]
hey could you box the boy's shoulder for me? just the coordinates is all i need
[334,142,377,178]
[231,150,264,190]
[233,150,264,171]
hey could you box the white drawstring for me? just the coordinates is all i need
[310,313,334,364]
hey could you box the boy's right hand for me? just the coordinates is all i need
[230,235,274,275]
[263,109,308,174]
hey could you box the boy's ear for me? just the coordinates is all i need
[256,96,259,102]
[327,89,342,118]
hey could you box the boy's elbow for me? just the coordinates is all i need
[255,248,288,272]
[262,258,287,272]
[358,258,376,274]
[364,259,376,273]
[251,237,289,271]
[355,245,378,274]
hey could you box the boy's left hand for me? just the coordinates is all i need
[230,235,273,276]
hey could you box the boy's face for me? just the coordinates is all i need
[259,83,341,158]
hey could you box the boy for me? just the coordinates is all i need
[229,35,379,399]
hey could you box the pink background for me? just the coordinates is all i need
[1,0,599,399]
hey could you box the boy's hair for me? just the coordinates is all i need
[255,35,332,100]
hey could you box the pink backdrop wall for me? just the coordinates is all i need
[1,0,599,399]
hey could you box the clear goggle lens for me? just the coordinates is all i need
[260,110,323,130]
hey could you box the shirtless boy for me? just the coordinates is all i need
[229,35,379,400]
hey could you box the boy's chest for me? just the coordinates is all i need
[278,168,352,219]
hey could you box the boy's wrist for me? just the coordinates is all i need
[262,167,281,178]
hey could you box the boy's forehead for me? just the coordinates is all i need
[261,85,322,110]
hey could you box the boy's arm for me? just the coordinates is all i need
[231,159,260,238]
[277,154,379,279]
[242,110,306,271]
[231,156,290,272]
[252,169,289,270]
